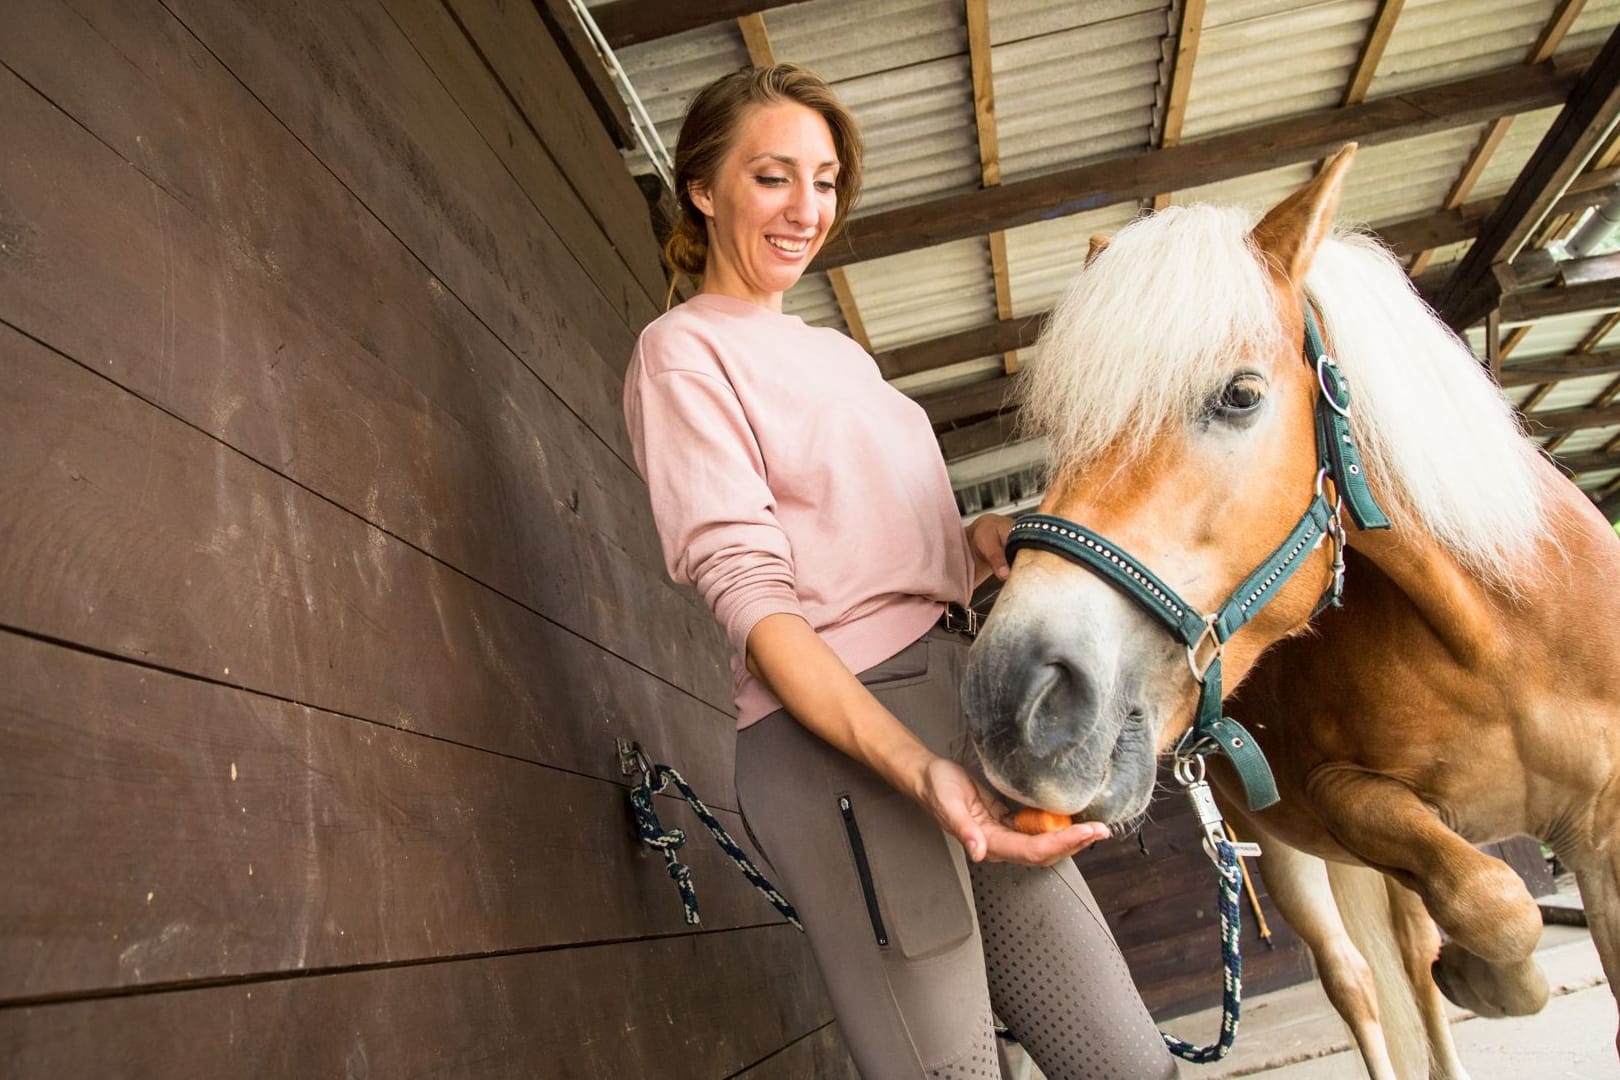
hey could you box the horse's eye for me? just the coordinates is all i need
[1217,374,1266,415]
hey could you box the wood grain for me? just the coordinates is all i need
[0,41,731,705]
[0,323,736,799]
[0,631,793,1001]
[0,923,829,1078]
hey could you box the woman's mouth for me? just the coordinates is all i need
[766,235,811,255]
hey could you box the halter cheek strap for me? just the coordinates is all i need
[1003,302,1390,812]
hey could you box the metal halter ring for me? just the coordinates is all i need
[1186,614,1223,681]
[1172,752,1208,786]
[1316,354,1352,417]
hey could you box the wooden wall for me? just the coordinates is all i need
[0,0,854,1074]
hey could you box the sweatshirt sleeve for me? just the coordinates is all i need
[624,348,805,656]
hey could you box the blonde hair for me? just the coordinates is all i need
[663,64,863,286]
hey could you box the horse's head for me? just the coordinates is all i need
[963,147,1359,823]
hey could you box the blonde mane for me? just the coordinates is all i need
[1019,203,1551,583]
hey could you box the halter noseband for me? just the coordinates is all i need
[1004,303,1390,811]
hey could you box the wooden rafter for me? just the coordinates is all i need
[1409,2,1586,277]
[1531,0,1590,65]
[1499,344,1620,386]
[1553,447,1620,473]
[817,52,1589,270]
[1501,277,1620,321]
[1342,0,1405,107]
[594,0,806,50]
[1151,0,1206,211]
[1434,27,1620,329]
[737,12,775,65]
[965,0,1018,375]
[827,268,872,352]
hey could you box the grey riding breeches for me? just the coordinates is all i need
[734,626,1176,1080]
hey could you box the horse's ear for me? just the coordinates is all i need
[1250,143,1357,286]
[1086,235,1111,268]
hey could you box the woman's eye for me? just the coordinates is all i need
[754,175,787,186]
[815,180,836,193]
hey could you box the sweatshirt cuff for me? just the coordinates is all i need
[726,591,807,657]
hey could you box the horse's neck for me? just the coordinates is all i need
[1344,469,1620,669]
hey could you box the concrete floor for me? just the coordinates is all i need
[1169,924,1614,1079]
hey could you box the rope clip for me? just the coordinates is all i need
[616,737,655,785]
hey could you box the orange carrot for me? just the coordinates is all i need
[1012,808,1072,835]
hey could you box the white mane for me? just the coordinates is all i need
[1020,203,1550,583]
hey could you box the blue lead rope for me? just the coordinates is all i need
[624,748,802,931]
[1160,839,1246,1063]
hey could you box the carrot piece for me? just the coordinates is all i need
[1012,808,1072,835]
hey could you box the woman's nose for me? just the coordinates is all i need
[785,179,817,225]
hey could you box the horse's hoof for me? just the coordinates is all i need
[1431,943,1549,1018]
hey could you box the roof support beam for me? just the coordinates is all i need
[1433,25,1620,329]
[1501,276,1620,322]
[1342,0,1404,107]
[1499,346,1620,387]
[1524,397,1620,434]
[1598,486,1620,524]
[816,52,1591,270]
[593,0,806,49]
[1553,447,1620,473]
[1380,167,1620,255]
[1150,0,1207,210]
[965,0,1019,375]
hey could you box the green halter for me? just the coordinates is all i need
[1005,303,1390,811]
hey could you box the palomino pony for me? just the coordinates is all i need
[962,145,1620,1078]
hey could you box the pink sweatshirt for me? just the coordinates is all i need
[624,292,975,728]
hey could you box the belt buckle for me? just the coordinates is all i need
[942,603,980,638]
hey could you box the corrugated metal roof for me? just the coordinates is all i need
[595,0,1620,514]
[1180,0,1376,140]
[990,0,1169,182]
[1367,0,1560,97]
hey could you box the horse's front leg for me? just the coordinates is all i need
[1305,765,1543,967]
[1565,844,1620,1058]
[1382,877,1476,1078]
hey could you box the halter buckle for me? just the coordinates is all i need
[1316,354,1352,417]
[1186,614,1223,681]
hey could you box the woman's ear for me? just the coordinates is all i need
[688,181,714,219]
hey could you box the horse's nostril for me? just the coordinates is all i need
[1020,658,1096,759]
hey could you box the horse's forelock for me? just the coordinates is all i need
[1017,204,1282,474]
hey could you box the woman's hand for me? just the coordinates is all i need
[966,513,1015,586]
[918,756,1110,866]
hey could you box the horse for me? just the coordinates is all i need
[960,144,1620,1078]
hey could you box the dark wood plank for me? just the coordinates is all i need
[877,315,1046,382]
[1555,447,1620,473]
[1376,166,1620,258]
[530,0,637,148]
[922,376,1018,428]
[593,0,808,49]
[816,53,1590,269]
[0,924,829,1078]
[941,412,1024,462]
[1526,397,1620,433]
[1436,25,1620,329]
[385,0,667,306]
[3,0,635,459]
[1500,275,1620,321]
[1599,485,1620,523]
[0,323,736,799]
[0,63,728,712]
[0,631,793,1001]
[1499,346,1620,387]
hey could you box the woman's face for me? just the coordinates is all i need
[689,101,841,309]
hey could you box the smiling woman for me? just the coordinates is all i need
[622,63,1175,1080]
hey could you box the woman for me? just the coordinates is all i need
[623,63,1175,1080]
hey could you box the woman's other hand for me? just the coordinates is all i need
[966,513,1014,586]
[919,756,1109,866]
